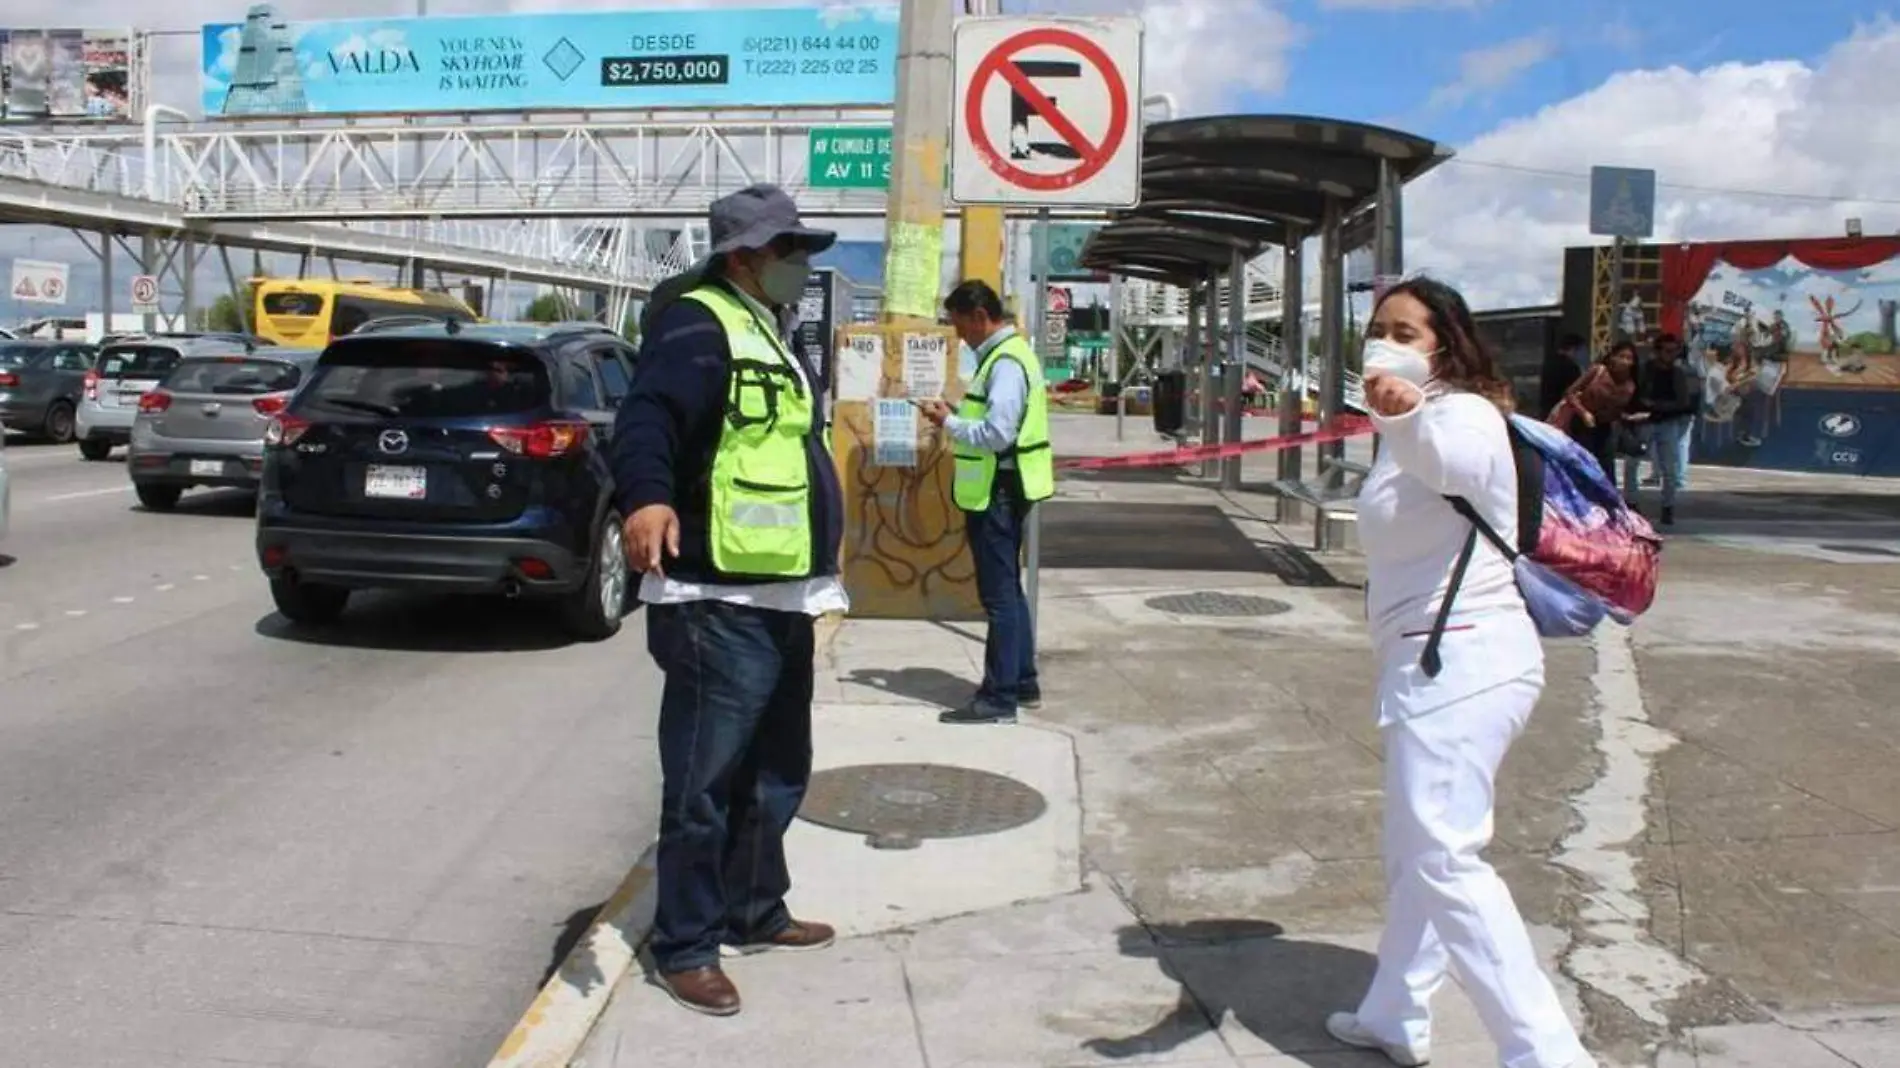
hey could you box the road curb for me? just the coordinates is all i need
[486,843,658,1068]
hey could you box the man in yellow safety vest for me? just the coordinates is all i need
[920,279,1054,725]
[610,184,843,1017]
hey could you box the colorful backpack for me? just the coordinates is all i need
[1422,414,1663,677]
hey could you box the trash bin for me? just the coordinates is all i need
[1153,370,1187,436]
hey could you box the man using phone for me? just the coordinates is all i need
[916,280,1053,725]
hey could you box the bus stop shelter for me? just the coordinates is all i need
[1081,114,1452,537]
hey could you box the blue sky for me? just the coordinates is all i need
[1255,0,1875,146]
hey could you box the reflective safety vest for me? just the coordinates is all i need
[682,284,816,578]
[952,331,1054,512]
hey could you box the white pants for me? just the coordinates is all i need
[1356,675,1588,1068]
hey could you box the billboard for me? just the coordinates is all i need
[199,4,898,118]
[1,29,132,123]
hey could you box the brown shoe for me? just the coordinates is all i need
[657,965,741,1016]
[722,918,837,957]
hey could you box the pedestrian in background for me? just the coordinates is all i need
[1622,332,1697,526]
[1549,339,1637,477]
[1328,276,1596,1068]
[611,184,842,1017]
[918,279,1053,725]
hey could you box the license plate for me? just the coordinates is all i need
[365,464,427,500]
[190,459,225,477]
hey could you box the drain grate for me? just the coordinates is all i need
[1146,591,1293,617]
[1819,543,1900,558]
[799,763,1047,849]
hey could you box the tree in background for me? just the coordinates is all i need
[524,293,582,322]
[202,293,247,333]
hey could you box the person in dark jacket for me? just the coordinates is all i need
[610,184,844,1017]
[1622,332,1697,526]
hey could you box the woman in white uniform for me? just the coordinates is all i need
[1325,278,1595,1068]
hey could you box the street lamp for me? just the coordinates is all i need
[143,104,192,202]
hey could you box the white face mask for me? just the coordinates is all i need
[1362,338,1436,388]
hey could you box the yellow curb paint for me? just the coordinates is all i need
[487,846,657,1068]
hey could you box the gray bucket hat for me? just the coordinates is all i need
[709,183,837,256]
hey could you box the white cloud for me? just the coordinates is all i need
[1050,0,1301,115]
[1405,18,1900,309]
[1428,31,1557,109]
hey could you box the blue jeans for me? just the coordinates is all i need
[1623,418,1689,509]
[647,599,814,974]
[965,470,1039,711]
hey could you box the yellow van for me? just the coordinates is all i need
[251,279,478,346]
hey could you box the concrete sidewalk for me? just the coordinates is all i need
[572,426,1900,1068]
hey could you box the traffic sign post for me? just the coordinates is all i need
[10,259,69,306]
[950,16,1144,209]
[808,127,893,190]
[131,275,160,315]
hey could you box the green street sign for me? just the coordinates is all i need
[808,127,892,189]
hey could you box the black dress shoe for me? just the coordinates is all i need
[940,701,1016,725]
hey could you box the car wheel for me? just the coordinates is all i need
[134,483,182,512]
[78,438,112,461]
[559,510,628,642]
[270,574,350,626]
[43,402,76,444]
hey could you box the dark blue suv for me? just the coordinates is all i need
[255,322,637,641]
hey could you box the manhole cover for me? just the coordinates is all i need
[799,763,1047,849]
[1819,543,1900,558]
[1145,591,1292,617]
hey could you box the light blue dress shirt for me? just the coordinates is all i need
[945,325,1028,469]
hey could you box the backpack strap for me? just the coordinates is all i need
[1420,497,1519,679]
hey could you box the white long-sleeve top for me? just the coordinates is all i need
[1357,389,1542,724]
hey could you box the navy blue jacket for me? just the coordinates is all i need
[610,278,844,584]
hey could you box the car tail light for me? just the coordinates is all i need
[488,420,589,459]
[0,372,17,388]
[138,390,173,413]
[83,370,100,401]
[252,393,289,416]
[514,557,555,580]
[265,415,311,447]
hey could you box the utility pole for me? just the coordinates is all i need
[880,0,954,324]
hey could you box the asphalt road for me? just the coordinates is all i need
[0,436,661,1068]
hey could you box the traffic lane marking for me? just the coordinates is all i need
[36,485,135,505]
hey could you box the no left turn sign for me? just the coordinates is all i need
[131,274,159,312]
[951,17,1144,208]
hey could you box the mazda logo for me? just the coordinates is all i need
[1820,413,1861,439]
[377,429,410,454]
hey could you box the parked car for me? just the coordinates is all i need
[127,348,323,511]
[79,336,267,461]
[0,339,98,442]
[255,322,638,640]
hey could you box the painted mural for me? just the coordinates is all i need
[1661,237,1900,476]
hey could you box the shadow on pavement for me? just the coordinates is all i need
[137,489,257,518]
[1085,920,1378,1066]
[542,900,608,990]
[1042,502,1273,573]
[254,592,581,654]
[842,666,971,708]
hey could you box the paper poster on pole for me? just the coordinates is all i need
[872,398,919,467]
[903,331,948,397]
[833,330,883,403]
[883,220,944,320]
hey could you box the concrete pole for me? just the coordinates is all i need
[879,0,952,325]
[181,235,197,330]
[1318,198,1345,490]
[1197,274,1220,479]
[1109,272,1124,441]
[1276,234,1305,519]
[99,228,113,339]
[1220,246,1248,490]
[1185,283,1203,438]
[139,231,157,335]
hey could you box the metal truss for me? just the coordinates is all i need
[5,109,898,222]
[0,130,666,294]
[1116,259,1288,329]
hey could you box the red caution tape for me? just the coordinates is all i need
[1056,416,1374,472]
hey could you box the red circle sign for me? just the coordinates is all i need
[965,26,1131,193]
[132,277,156,303]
